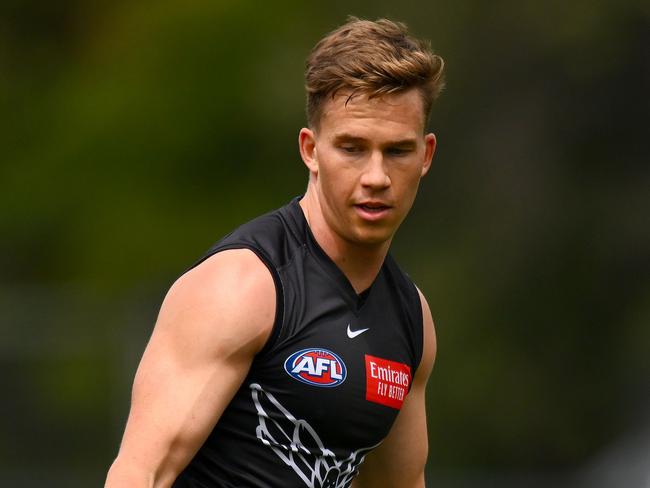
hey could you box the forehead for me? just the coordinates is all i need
[318,89,426,139]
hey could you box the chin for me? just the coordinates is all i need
[350,228,394,247]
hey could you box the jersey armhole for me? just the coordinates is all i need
[408,279,425,378]
[183,243,284,358]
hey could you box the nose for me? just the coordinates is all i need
[360,151,390,189]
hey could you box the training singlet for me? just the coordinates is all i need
[172,196,424,488]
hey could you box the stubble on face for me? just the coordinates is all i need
[307,89,433,250]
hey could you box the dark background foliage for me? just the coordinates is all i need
[1,1,648,486]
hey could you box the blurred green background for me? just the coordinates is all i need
[1,1,648,486]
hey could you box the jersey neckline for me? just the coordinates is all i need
[285,195,385,314]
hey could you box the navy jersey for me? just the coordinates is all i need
[173,197,424,488]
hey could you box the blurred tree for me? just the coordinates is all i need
[0,1,648,486]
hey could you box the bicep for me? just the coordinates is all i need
[353,289,436,488]
[107,250,276,487]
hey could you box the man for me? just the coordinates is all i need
[106,17,444,488]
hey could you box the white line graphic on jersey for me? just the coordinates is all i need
[250,383,376,488]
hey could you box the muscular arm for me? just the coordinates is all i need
[105,249,276,488]
[352,289,436,488]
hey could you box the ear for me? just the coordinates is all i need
[421,133,437,177]
[299,128,318,175]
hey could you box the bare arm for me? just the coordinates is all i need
[352,289,436,488]
[105,249,276,488]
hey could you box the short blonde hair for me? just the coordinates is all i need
[305,17,445,129]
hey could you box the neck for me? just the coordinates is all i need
[299,191,391,294]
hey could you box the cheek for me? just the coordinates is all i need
[319,161,356,195]
[394,165,423,190]
[393,169,424,207]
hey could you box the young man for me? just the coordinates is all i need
[106,17,444,488]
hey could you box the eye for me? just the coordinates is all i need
[340,144,362,154]
[386,147,411,156]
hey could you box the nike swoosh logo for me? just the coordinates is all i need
[347,324,370,339]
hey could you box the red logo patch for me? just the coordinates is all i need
[365,354,412,410]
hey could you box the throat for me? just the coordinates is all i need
[299,192,390,293]
[335,247,386,294]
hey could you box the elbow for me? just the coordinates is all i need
[105,457,156,488]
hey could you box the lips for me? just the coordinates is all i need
[354,202,392,221]
[358,204,389,212]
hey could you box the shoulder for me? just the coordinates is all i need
[414,287,437,383]
[383,256,423,314]
[177,248,275,299]
[197,199,303,270]
[157,249,277,359]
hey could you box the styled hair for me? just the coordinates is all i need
[305,17,445,129]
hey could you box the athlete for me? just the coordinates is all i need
[105,17,444,488]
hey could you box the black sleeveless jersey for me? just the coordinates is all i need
[173,197,424,488]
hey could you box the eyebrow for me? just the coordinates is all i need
[332,133,418,148]
[332,134,365,144]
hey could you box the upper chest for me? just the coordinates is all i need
[247,249,418,449]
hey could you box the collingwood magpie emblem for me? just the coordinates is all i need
[250,383,376,488]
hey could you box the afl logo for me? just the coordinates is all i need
[284,348,347,387]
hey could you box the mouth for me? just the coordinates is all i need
[357,204,389,212]
[353,202,392,220]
